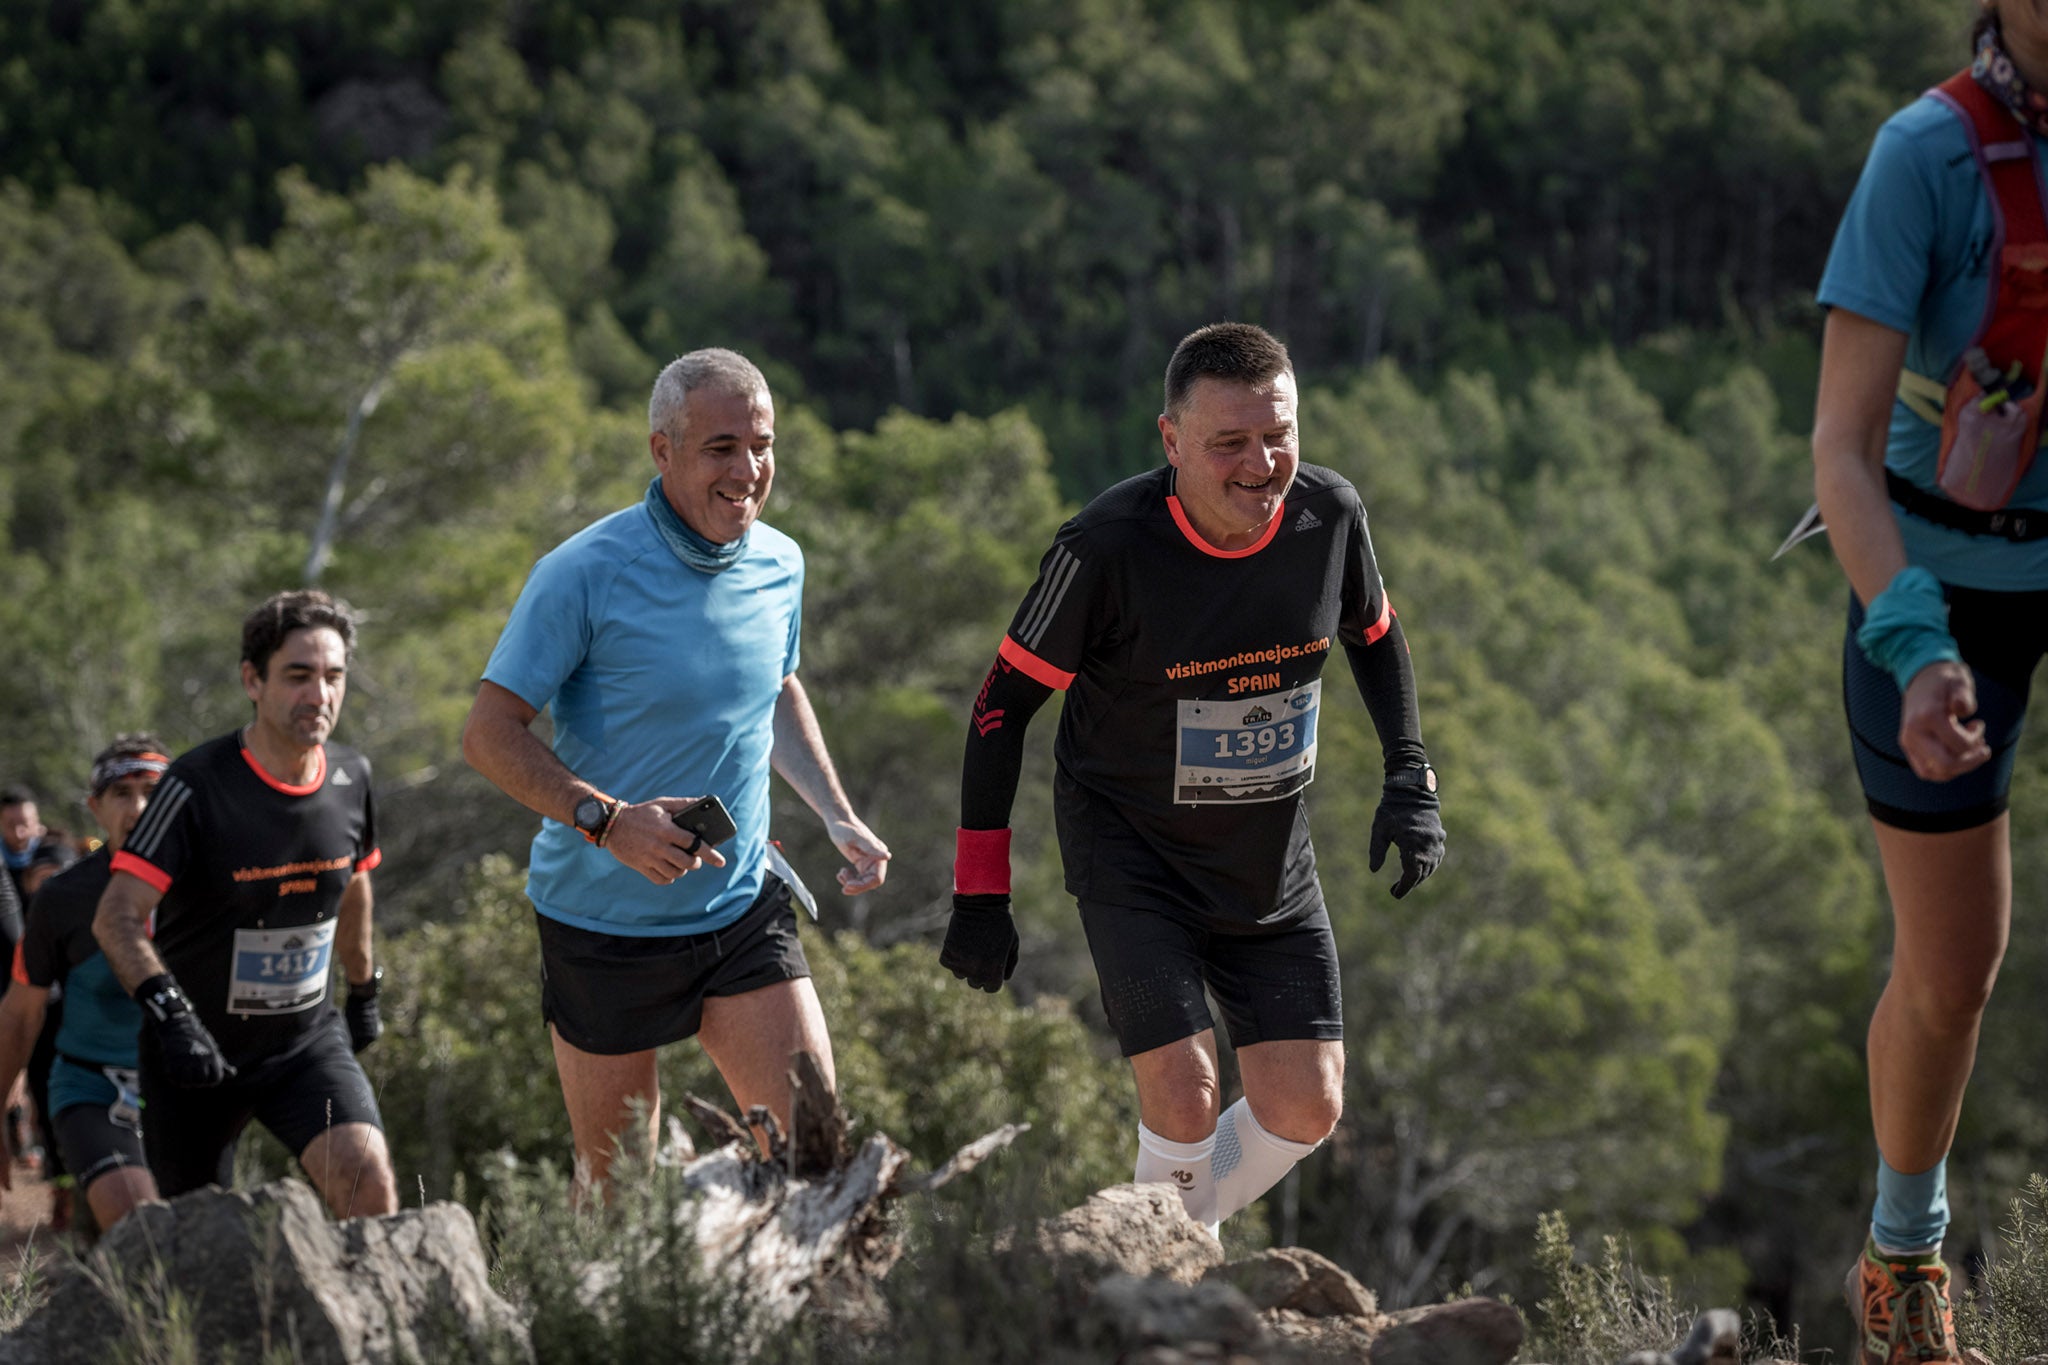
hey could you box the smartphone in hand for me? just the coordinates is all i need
[671,795,738,849]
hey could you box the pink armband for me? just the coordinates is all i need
[953,827,1013,896]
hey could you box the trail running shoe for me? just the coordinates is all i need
[1845,1238,1960,1364]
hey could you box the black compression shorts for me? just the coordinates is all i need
[1844,585,2048,832]
[140,1009,382,1198]
[52,1097,145,1191]
[1078,898,1344,1057]
[538,873,808,1056]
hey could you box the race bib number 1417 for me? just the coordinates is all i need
[227,919,336,1015]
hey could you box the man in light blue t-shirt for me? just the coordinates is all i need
[463,347,890,1194]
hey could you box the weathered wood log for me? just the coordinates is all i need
[586,1049,1027,1334]
[787,1049,849,1177]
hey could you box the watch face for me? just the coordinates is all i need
[1423,766,1438,794]
[573,797,604,832]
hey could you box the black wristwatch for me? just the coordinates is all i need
[572,794,622,844]
[1386,764,1438,795]
[348,967,382,1000]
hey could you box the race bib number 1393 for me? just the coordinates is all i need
[1174,680,1320,805]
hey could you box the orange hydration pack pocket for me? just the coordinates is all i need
[1929,72,2048,511]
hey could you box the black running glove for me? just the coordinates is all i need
[940,894,1020,992]
[344,980,383,1053]
[1370,767,1446,899]
[136,973,237,1087]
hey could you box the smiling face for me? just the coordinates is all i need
[1158,372,1301,549]
[650,385,776,545]
[242,625,349,752]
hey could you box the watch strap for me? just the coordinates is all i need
[1385,763,1438,795]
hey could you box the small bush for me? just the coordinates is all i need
[1523,1211,1797,1365]
[1960,1172,2048,1360]
[805,1153,1090,1365]
[369,856,1137,1211]
[483,1152,796,1365]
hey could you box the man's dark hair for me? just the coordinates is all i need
[93,732,168,769]
[1163,323,1294,422]
[0,784,34,809]
[241,589,358,678]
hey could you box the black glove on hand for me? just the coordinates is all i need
[344,982,383,1053]
[136,973,236,1087]
[1370,768,1446,899]
[940,894,1020,992]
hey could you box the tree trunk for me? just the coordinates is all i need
[304,375,388,585]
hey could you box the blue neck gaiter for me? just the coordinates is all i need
[645,477,748,574]
[2,838,36,871]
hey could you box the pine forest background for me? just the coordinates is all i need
[1,0,2038,1344]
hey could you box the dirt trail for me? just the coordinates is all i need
[0,1160,63,1290]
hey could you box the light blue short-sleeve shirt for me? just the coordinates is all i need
[1818,93,2048,589]
[483,502,804,935]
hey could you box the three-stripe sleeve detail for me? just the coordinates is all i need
[1017,546,1080,651]
[124,775,191,863]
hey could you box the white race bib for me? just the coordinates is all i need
[227,920,336,1015]
[1174,680,1321,805]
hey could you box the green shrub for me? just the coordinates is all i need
[1960,1173,2048,1361]
[483,1154,788,1365]
[368,856,1136,1210]
[1523,1211,1798,1365]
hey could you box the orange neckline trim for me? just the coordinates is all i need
[241,742,327,796]
[1166,495,1284,559]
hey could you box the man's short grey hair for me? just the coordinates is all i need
[648,349,770,435]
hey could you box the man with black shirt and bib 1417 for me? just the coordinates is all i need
[944,323,1446,1237]
[0,735,169,1234]
[94,591,396,1218]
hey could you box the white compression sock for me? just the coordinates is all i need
[1210,1097,1320,1224]
[1136,1122,1218,1228]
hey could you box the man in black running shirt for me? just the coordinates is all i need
[944,323,1445,1237]
[94,591,396,1217]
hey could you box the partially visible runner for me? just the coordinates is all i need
[0,736,169,1234]
[464,347,889,1198]
[0,784,62,1199]
[1813,5,2048,1362]
[93,591,396,1217]
[0,844,27,1173]
[0,786,44,905]
[945,323,1445,1237]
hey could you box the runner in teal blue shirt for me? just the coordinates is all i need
[0,735,168,1235]
[1815,10,2048,1362]
[464,347,890,1198]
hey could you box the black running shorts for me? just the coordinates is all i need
[52,1098,145,1191]
[1844,585,2048,832]
[1079,898,1344,1057]
[537,874,809,1056]
[140,1009,383,1198]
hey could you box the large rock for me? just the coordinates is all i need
[0,1179,529,1364]
[1206,1247,1377,1318]
[1023,1182,1226,1289]
[1367,1296,1524,1365]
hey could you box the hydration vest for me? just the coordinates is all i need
[1895,70,2048,511]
